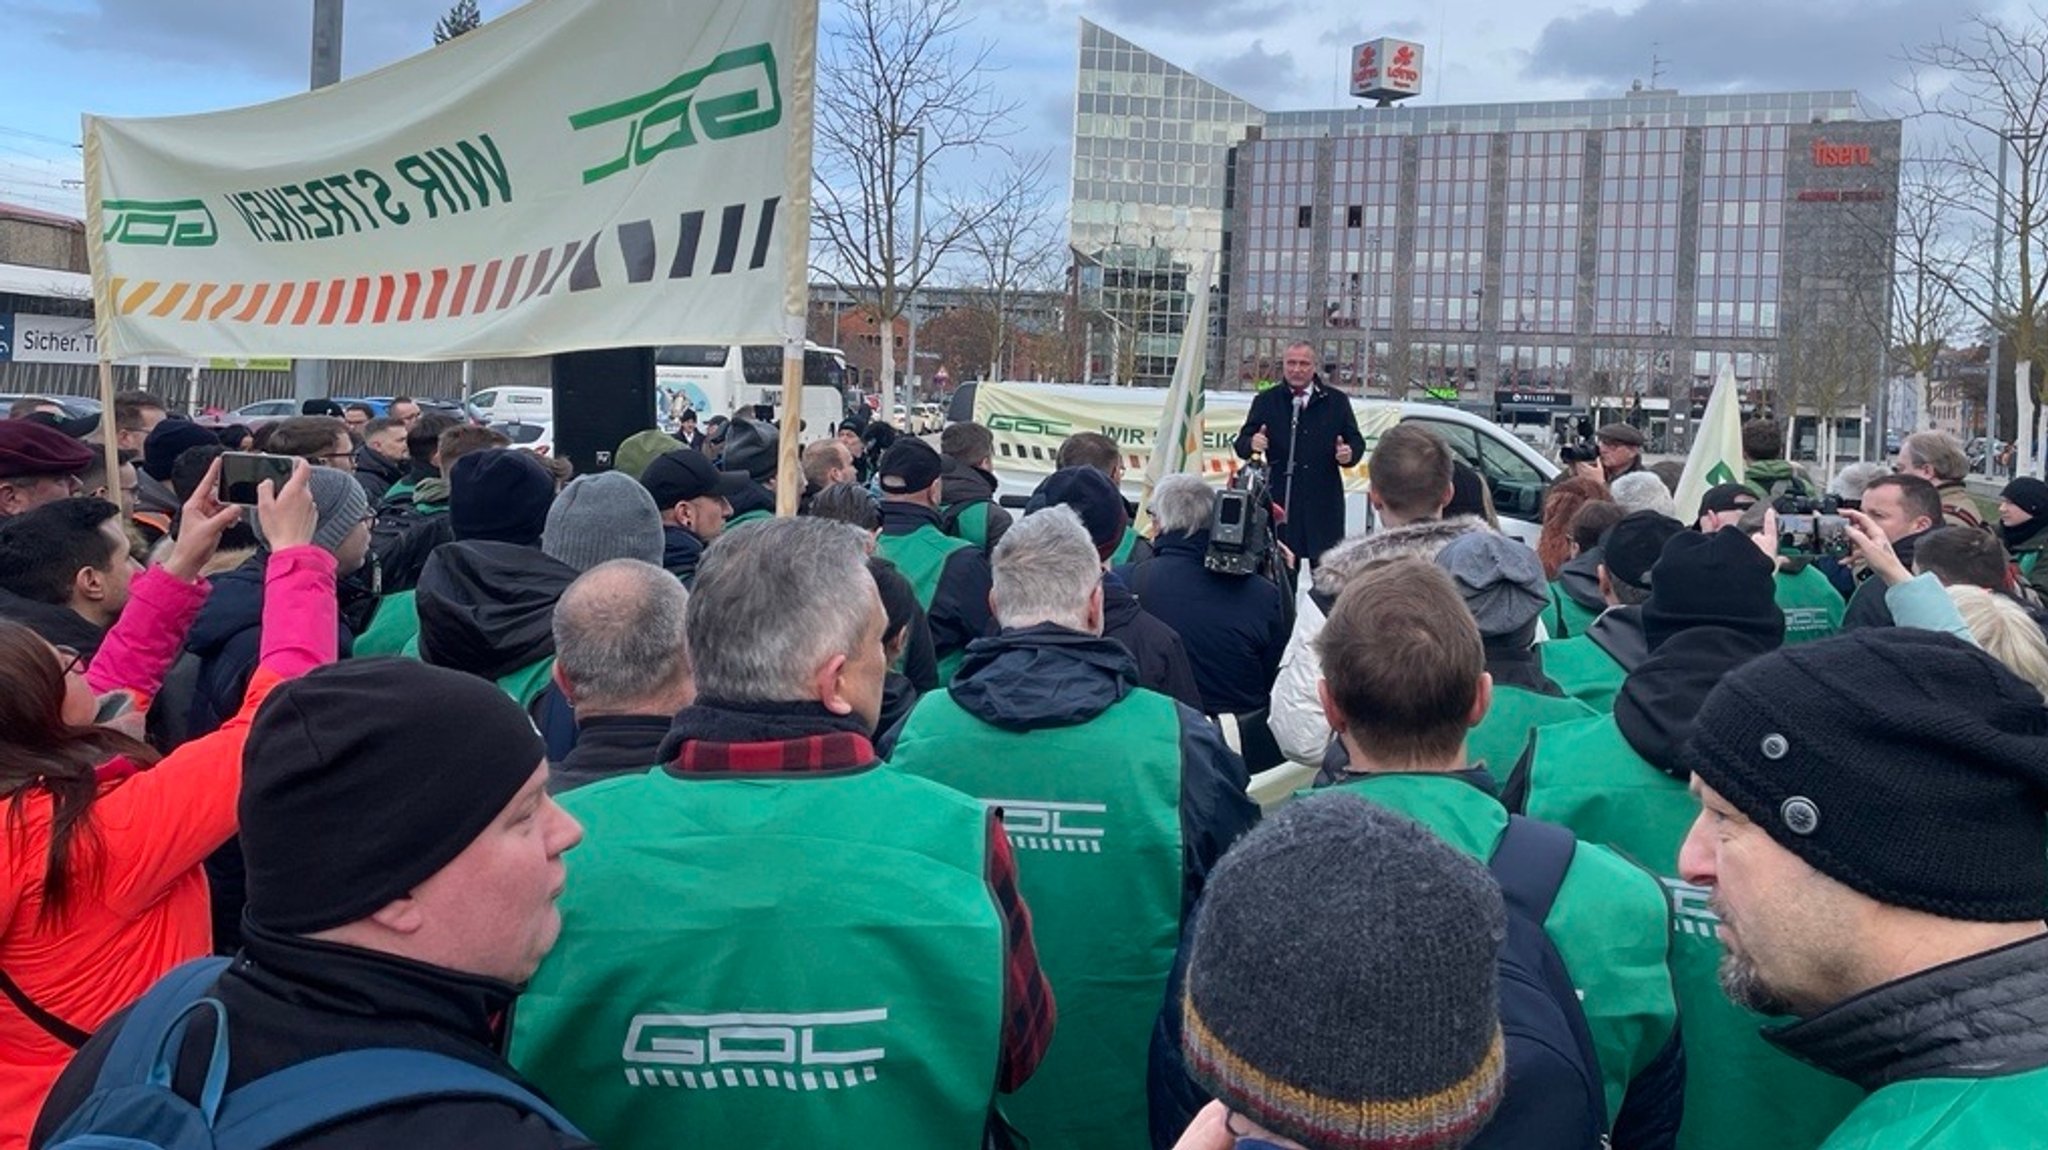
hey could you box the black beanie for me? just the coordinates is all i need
[1026,466,1129,561]
[240,659,547,934]
[2002,477,2048,521]
[450,448,556,546]
[1639,527,1783,652]
[1685,629,2048,923]
[142,418,220,482]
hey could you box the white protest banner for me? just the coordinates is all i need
[84,0,811,362]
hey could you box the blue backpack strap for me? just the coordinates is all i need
[212,1047,585,1149]
[1489,813,1574,923]
[90,957,233,1094]
[1489,815,1607,1133]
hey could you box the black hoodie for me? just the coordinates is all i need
[1613,626,1782,777]
[415,541,577,682]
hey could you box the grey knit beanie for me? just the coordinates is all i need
[248,466,369,556]
[1182,793,1507,1149]
[542,472,666,573]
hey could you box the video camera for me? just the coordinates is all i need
[1559,441,1599,466]
[1206,463,1278,578]
[1770,493,1852,559]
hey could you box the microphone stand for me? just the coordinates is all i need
[1282,383,1305,557]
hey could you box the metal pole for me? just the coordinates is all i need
[1989,133,2008,466]
[905,127,925,416]
[295,0,344,407]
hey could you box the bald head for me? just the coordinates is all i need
[551,559,694,716]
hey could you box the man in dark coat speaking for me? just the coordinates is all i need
[1232,340,1367,564]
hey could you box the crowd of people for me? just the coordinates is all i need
[2,383,2047,1150]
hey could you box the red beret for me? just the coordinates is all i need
[0,419,97,479]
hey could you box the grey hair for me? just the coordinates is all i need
[1830,461,1890,501]
[688,517,875,700]
[1611,472,1676,519]
[552,559,691,709]
[1151,474,1217,536]
[994,505,1102,631]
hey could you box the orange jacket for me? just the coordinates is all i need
[0,548,335,1150]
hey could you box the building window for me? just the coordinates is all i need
[1297,205,1314,228]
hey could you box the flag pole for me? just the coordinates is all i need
[775,0,820,517]
[1136,253,1214,534]
[81,114,125,516]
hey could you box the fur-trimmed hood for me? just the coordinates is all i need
[1310,517,1490,600]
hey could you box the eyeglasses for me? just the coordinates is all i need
[52,645,88,677]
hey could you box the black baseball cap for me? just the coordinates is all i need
[1700,483,1759,516]
[878,438,943,494]
[640,449,749,509]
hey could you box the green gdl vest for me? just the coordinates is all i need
[1315,773,1677,1128]
[1816,1064,2048,1149]
[877,524,980,684]
[510,764,1005,1150]
[888,687,1185,1150]
[1520,713,1865,1150]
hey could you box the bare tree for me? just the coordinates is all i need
[1902,10,2048,472]
[432,0,481,44]
[959,151,1063,381]
[1885,162,1965,432]
[811,0,1018,421]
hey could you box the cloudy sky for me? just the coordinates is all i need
[0,0,2012,219]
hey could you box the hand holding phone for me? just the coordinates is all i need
[217,452,299,505]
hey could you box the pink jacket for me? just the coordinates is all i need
[0,547,337,1150]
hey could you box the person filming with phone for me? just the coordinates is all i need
[0,458,337,1145]
[1233,341,1366,565]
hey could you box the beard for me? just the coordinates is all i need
[1718,948,1799,1017]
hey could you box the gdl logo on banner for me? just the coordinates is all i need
[621,1009,888,1092]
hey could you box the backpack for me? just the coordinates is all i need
[44,958,585,1150]
[938,498,994,550]
[1475,815,1609,1150]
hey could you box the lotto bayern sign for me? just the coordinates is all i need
[1350,38,1425,101]
[82,0,814,362]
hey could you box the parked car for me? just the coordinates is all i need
[494,417,554,457]
[0,394,101,420]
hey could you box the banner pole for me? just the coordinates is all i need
[775,0,821,517]
[97,360,123,516]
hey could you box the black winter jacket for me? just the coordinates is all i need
[352,445,406,506]
[32,922,593,1150]
[1101,575,1203,709]
[549,714,672,794]
[660,524,706,586]
[0,588,106,659]
[1230,377,1365,562]
[1121,531,1289,715]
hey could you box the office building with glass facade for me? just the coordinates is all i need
[1072,20,1901,452]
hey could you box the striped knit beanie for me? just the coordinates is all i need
[1182,793,1506,1150]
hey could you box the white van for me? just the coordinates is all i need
[467,386,554,425]
[956,381,1559,544]
[655,342,848,440]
